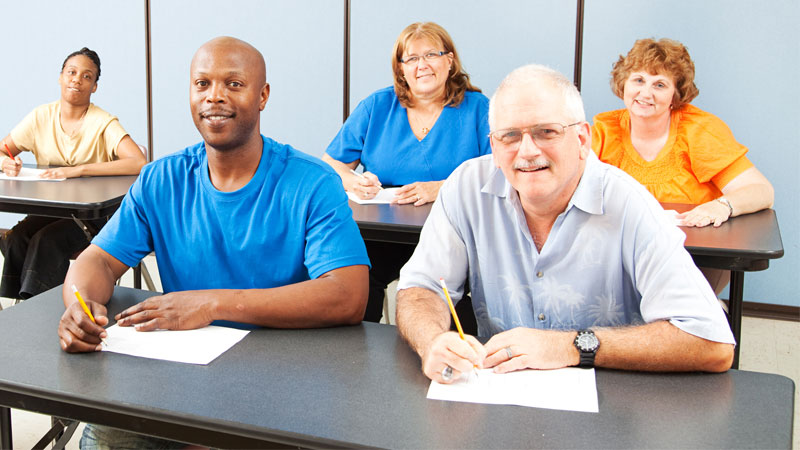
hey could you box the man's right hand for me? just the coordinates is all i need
[348,171,382,200]
[58,301,109,353]
[2,156,22,176]
[421,331,486,384]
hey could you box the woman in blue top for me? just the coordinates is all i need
[323,22,490,322]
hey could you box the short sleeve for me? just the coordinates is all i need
[101,118,130,160]
[9,109,39,153]
[680,107,750,184]
[324,97,373,164]
[303,171,370,279]
[92,172,154,267]
[590,110,626,168]
[398,179,470,303]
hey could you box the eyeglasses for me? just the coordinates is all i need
[489,122,583,151]
[400,51,448,65]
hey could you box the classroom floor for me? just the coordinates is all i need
[1,261,797,449]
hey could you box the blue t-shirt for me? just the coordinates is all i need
[325,87,491,186]
[93,135,369,293]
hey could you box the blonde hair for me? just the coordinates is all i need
[611,38,699,109]
[391,22,480,108]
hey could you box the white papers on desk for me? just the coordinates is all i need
[347,187,400,204]
[101,324,249,365]
[0,167,65,181]
[427,368,598,413]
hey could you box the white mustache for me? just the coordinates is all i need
[513,158,550,170]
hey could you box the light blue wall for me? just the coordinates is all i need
[582,0,799,307]
[0,0,147,229]
[150,0,343,160]
[350,0,576,116]
[0,0,795,308]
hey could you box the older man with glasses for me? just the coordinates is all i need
[395,64,735,384]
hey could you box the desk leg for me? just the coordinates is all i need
[133,264,142,290]
[729,270,744,370]
[1,406,11,449]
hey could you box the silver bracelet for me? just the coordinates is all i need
[715,197,733,217]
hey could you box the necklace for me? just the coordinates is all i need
[409,105,443,138]
[61,106,89,137]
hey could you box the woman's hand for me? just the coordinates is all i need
[40,166,81,179]
[1,156,22,176]
[394,180,444,206]
[348,171,382,199]
[677,200,731,227]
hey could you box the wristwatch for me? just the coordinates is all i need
[574,329,599,368]
[715,197,734,217]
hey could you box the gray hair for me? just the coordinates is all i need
[488,64,586,130]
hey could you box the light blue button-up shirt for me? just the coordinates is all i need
[398,154,735,344]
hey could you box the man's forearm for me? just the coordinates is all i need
[396,287,451,358]
[211,265,368,328]
[594,320,734,372]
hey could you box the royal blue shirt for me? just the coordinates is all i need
[94,135,369,293]
[325,87,491,185]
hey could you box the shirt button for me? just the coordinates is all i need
[538,313,546,321]
[536,271,544,278]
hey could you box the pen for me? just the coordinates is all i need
[3,143,18,164]
[439,278,478,379]
[349,169,367,179]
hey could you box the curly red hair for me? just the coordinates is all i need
[611,38,699,109]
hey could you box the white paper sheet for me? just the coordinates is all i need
[347,187,401,204]
[0,167,65,181]
[101,324,249,365]
[427,368,599,413]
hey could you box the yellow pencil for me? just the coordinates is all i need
[71,284,96,323]
[439,278,465,339]
[439,278,478,379]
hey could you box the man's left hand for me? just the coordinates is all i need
[483,327,577,373]
[114,291,217,331]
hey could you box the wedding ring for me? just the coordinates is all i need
[415,194,420,202]
[441,365,453,381]
[505,347,513,359]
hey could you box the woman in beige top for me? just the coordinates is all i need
[0,47,146,300]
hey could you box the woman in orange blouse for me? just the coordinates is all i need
[592,38,773,294]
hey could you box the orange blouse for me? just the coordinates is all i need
[591,104,753,204]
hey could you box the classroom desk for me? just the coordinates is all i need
[350,201,784,369]
[0,286,794,449]
[0,168,144,287]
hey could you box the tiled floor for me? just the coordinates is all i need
[1,267,797,449]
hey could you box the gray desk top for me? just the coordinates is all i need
[0,166,136,219]
[0,287,794,448]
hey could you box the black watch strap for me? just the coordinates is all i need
[574,329,599,368]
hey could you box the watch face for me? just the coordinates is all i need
[576,333,599,351]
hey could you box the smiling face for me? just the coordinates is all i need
[400,38,453,101]
[58,55,98,106]
[622,71,676,121]
[189,38,269,152]
[491,80,590,215]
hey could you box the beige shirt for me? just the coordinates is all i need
[10,101,128,166]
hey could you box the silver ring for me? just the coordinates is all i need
[441,365,453,381]
[505,347,513,359]
[415,194,420,202]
